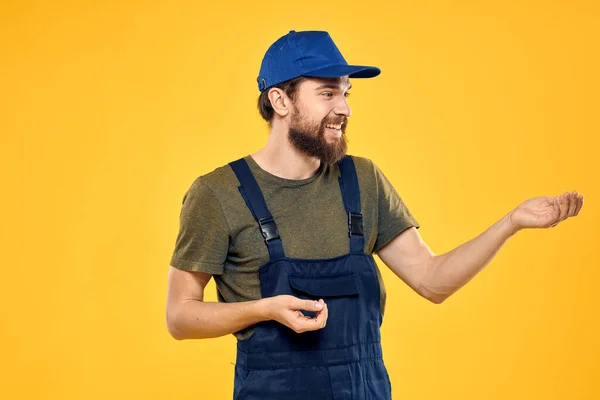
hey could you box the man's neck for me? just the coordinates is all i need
[251,128,321,180]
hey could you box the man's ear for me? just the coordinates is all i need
[268,88,292,118]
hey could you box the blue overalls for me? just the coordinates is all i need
[229,156,392,400]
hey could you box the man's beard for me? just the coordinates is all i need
[288,107,348,165]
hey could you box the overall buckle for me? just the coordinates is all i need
[348,212,364,237]
[258,217,280,242]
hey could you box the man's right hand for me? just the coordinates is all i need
[262,295,328,333]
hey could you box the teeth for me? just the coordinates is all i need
[326,124,342,129]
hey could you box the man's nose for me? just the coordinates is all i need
[334,97,352,117]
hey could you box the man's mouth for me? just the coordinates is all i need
[325,123,343,132]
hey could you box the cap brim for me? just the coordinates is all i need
[303,64,381,79]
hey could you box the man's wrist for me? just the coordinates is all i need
[254,297,273,322]
[506,211,522,236]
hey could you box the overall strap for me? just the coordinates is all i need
[229,158,285,261]
[338,156,365,253]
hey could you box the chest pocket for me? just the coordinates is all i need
[288,273,359,298]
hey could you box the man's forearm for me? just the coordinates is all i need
[423,213,519,303]
[168,298,268,340]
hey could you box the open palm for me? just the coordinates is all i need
[509,191,584,230]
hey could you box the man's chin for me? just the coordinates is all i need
[320,148,347,164]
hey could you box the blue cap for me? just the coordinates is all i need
[257,30,381,92]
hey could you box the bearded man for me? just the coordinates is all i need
[165,30,583,400]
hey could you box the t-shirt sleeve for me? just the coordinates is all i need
[169,177,230,274]
[372,162,420,253]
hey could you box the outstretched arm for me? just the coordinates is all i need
[377,191,584,304]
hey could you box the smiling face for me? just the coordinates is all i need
[287,76,353,164]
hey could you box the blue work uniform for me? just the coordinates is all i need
[229,155,392,400]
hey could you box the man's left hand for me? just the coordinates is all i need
[509,191,584,232]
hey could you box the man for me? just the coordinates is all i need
[166,30,583,400]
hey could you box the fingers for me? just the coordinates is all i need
[313,299,328,329]
[557,192,570,222]
[575,194,584,215]
[291,297,325,313]
[555,191,584,226]
[289,298,328,333]
[567,191,578,217]
[564,191,584,218]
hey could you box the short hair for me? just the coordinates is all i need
[257,76,307,125]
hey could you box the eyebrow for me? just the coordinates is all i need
[314,83,352,91]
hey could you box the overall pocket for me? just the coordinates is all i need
[288,273,359,297]
[288,273,359,318]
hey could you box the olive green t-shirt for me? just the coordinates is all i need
[170,155,420,339]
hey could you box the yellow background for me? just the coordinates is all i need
[1,0,599,399]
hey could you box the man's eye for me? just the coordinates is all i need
[322,92,333,97]
[345,92,351,98]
